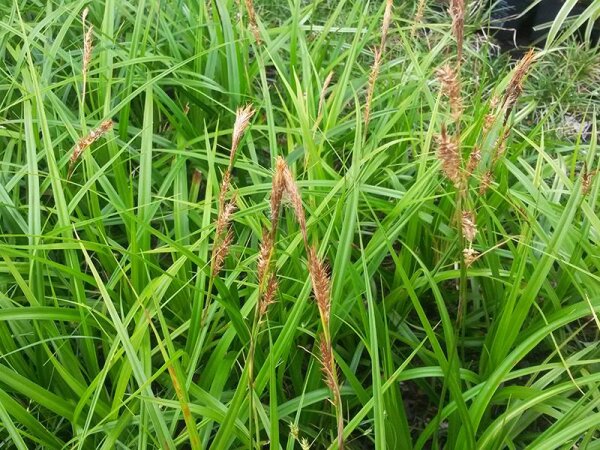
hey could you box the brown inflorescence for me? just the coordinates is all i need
[437,64,462,121]
[466,147,481,178]
[502,49,536,119]
[70,119,113,170]
[437,124,461,186]
[461,210,477,244]
[244,0,261,43]
[308,246,331,328]
[81,8,93,102]
[230,105,256,168]
[449,0,465,62]
[212,200,237,276]
[319,335,338,392]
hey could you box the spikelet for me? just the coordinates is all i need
[212,199,237,276]
[257,230,273,287]
[380,0,394,51]
[364,47,383,128]
[290,423,300,440]
[466,146,481,177]
[259,274,278,317]
[281,162,308,244]
[483,96,499,134]
[412,0,427,37]
[215,200,236,245]
[218,170,232,212]
[69,119,113,175]
[308,246,331,328]
[319,336,337,392]
[437,124,461,186]
[437,64,462,121]
[502,49,536,118]
[82,8,93,103]
[449,0,465,62]
[463,247,479,267]
[244,0,261,44]
[461,210,477,243]
[212,228,234,277]
[217,104,254,219]
[270,157,287,225]
[300,438,311,450]
[479,171,493,195]
[582,167,597,196]
[492,128,511,164]
[364,0,393,129]
[230,105,255,168]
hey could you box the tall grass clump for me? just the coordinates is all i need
[0,0,599,449]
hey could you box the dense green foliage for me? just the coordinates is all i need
[0,0,599,448]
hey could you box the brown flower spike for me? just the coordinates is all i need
[449,0,465,62]
[212,200,237,276]
[319,335,338,392]
[258,274,278,317]
[69,119,113,177]
[437,124,461,186]
[437,64,462,121]
[244,0,261,43]
[81,7,93,103]
[502,49,536,119]
[230,105,255,169]
[364,47,382,128]
[461,210,477,244]
[308,246,331,328]
[466,147,481,177]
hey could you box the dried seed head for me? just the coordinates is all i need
[212,228,234,276]
[463,247,479,267]
[493,128,511,164]
[244,0,261,43]
[319,336,337,392]
[437,124,461,186]
[270,157,287,225]
[365,47,383,128]
[437,64,462,121]
[503,49,536,117]
[461,210,477,243]
[82,8,93,102]
[281,163,308,244]
[70,119,113,169]
[83,26,94,71]
[449,0,465,61]
[466,147,481,177]
[259,274,278,317]
[412,0,427,36]
[479,171,493,195]
[215,199,236,242]
[212,199,237,276]
[308,246,331,327]
[582,168,597,196]
[483,96,500,134]
[380,0,394,50]
[230,105,255,167]
[218,170,232,212]
[257,230,274,287]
